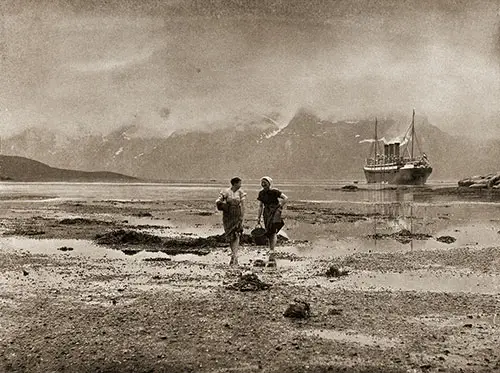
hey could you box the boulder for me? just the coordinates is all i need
[284,299,311,319]
[458,171,500,189]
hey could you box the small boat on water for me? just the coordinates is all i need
[363,110,432,185]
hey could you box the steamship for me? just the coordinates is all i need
[363,110,432,185]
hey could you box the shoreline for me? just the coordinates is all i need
[0,190,499,372]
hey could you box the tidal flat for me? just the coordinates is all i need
[0,182,499,372]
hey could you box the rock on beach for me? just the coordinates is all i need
[458,171,500,189]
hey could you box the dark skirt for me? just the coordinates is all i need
[222,202,243,238]
[263,204,284,237]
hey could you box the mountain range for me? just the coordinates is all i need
[1,109,498,182]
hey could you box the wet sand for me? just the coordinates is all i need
[0,187,499,372]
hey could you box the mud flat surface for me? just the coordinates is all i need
[0,185,499,373]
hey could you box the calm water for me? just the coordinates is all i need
[0,179,457,201]
[1,181,500,244]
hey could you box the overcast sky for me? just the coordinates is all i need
[0,0,499,138]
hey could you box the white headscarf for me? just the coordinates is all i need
[260,176,273,187]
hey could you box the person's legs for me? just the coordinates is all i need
[229,233,239,266]
[267,232,277,267]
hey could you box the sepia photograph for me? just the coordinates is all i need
[0,0,499,372]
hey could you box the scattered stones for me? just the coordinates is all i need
[95,229,213,255]
[95,229,283,253]
[193,211,213,216]
[341,184,358,191]
[368,229,432,244]
[327,307,343,315]
[143,257,172,262]
[225,272,272,292]
[283,300,311,319]
[59,218,111,225]
[6,228,45,236]
[436,236,456,244]
[131,211,153,217]
[2,185,500,372]
[274,252,301,261]
[95,230,162,245]
[122,249,140,256]
[325,265,349,278]
[253,259,266,267]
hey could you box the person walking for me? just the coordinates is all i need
[256,176,288,267]
[216,177,246,266]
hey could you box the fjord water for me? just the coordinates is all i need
[1,179,499,254]
[1,181,499,294]
[1,180,499,252]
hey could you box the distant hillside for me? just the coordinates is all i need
[2,110,500,181]
[0,155,140,182]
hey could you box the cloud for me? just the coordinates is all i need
[69,49,157,72]
[0,0,499,138]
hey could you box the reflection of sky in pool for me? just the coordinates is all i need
[301,328,400,348]
[1,235,498,294]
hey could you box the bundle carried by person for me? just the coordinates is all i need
[251,224,267,245]
[216,199,228,212]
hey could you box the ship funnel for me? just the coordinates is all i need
[394,142,400,158]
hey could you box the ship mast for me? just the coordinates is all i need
[411,109,415,159]
[374,117,378,161]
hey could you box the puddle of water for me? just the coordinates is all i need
[284,238,416,257]
[0,236,127,259]
[2,233,499,295]
[302,329,400,348]
[434,222,500,247]
[282,220,500,258]
[284,235,462,258]
[0,236,271,268]
[125,216,223,238]
[304,270,500,295]
[0,236,204,262]
[0,235,268,266]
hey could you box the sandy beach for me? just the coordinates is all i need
[0,184,499,373]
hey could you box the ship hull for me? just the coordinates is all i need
[364,165,432,185]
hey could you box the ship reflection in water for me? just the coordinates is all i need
[370,187,421,251]
[366,185,500,252]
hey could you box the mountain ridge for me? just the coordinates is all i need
[1,109,498,182]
